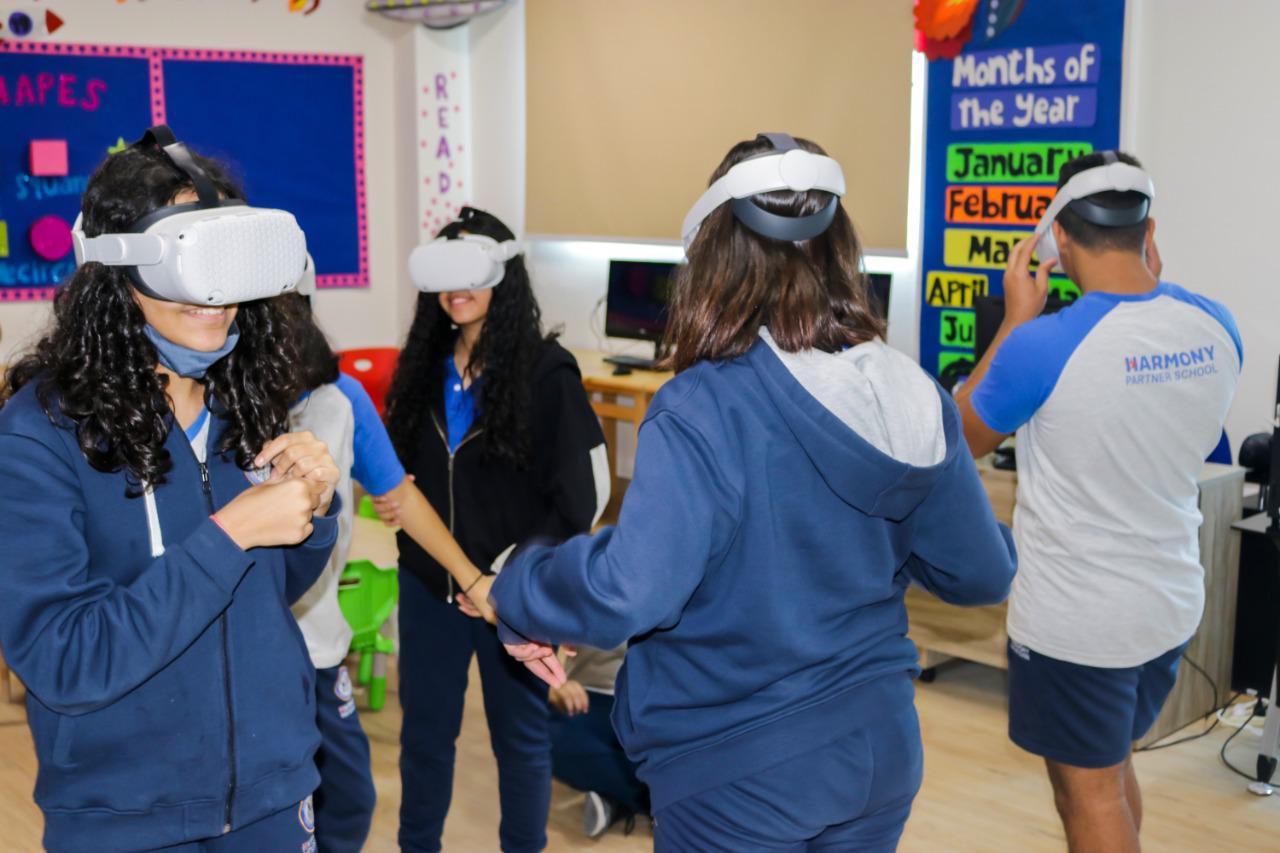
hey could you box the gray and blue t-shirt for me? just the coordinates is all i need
[972,281,1240,667]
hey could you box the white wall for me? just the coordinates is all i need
[1123,0,1280,453]
[0,0,418,362]
[468,2,527,237]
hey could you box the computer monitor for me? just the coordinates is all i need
[973,295,1073,364]
[605,260,677,343]
[866,272,891,327]
[605,262,889,344]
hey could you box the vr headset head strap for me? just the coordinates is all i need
[1062,150,1149,227]
[757,132,799,152]
[681,132,845,249]
[1037,154,1154,236]
[732,133,840,243]
[133,125,224,210]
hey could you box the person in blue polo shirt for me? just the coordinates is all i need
[281,285,486,853]
[957,151,1241,852]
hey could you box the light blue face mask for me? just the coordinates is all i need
[144,322,241,379]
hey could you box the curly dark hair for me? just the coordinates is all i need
[1,142,304,493]
[277,293,341,392]
[385,207,552,468]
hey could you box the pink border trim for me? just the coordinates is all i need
[0,288,57,303]
[0,40,369,299]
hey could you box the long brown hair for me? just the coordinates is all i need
[661,136,885,373]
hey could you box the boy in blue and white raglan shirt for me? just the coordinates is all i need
[958,151,1240,853]
[291,370,406,853]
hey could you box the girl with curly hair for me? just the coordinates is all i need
[380,207,608,853]
[0,134,341,852]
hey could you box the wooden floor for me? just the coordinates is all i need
[0,659,1276,851]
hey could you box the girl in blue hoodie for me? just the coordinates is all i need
[0,137,341,851]
[477,136,1018,851]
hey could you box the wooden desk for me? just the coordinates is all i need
[906,460,1015,672]
[1140,463,1243,745]
[569,349,674,516]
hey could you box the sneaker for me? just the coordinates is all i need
[582,791,616,838]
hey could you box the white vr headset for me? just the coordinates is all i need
[1035,151,1154,263]
[408,233,523,293]
[295,252,317,297]
[71,126,308,306]
[681,132,846,251]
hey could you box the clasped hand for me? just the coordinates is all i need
[212,431,340,551]
[455,575,571,688]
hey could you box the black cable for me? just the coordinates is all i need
[1220,698,1263,781]
[1180,652,1217,697]
[1134,653,1226,752]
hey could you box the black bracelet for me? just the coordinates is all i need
[462,573,485,595]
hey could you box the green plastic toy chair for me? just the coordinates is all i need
[357,494,381,521]
[337,559,399,711]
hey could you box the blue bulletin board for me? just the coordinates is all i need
[0,40,367,301]
[917,0,1126,380]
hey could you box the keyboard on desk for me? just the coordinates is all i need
[602,354,659,371]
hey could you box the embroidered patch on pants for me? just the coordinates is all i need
[334,665,354,702]
[298,795,316,833]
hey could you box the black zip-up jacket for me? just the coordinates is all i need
[397,341,607,601]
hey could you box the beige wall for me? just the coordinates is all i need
[525,0,914,250]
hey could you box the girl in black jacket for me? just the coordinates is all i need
[381,207,607,852]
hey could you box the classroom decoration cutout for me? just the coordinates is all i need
[366,0,512,30]
[916,0,1125,382]
[914,0,1026,59]
[0,8,67,38]
[0,40,367,301]
[29,139,69,176]
[417,37,472,239]
[29,215,73,261]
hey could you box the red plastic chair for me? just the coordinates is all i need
[338,348,399,417]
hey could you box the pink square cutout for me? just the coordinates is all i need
[30,140,69,177]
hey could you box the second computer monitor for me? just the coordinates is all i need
[605,261,891,343]
[606,260,677,343]
[973,294,1073,363]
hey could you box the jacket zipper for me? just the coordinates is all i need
[198,461,237,834]
[193,453,237,835]
[429,410,482,603]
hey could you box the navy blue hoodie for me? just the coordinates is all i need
[492,335,1016,809]
[0,382,338,852]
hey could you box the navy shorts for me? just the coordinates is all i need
[1007,639,1187,769]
